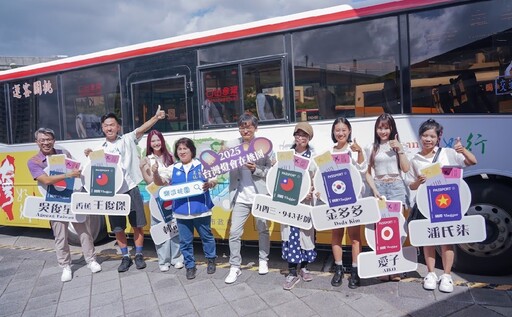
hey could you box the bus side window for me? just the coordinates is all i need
[432,85,453,113]
[317,87,336,119]
[203,99,227,124]
[382,79,400,114]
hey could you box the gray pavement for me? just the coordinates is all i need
[1,226,511,317]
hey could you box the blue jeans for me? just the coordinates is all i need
[176,216,216,269]
[151,217,183,266]
[375,179,407,205]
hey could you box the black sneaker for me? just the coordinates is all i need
[348,267,361,289]
[134,254,146,270]
[207,258,216,274]
[331,264,343,287]
[118,256,133,272]
[186,267,197,280]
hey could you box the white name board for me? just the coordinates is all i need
[23,196,86,223]
[252,194,312,230]
[408,215,486,246]
[310,197,380,231]
[358,246,418,278]
[71,192,130,216]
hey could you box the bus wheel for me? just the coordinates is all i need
[453,179,512,275]
[68,215,107,246]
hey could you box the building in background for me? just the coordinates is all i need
[0,56,66,71]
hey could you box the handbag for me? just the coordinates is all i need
[408,148,442,222]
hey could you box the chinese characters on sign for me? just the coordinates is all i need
[199,137,273,179]
[205,85,238,103]
[12,79,54,99]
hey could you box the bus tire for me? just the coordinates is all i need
[452,178,512,276]
[68,215,107,246]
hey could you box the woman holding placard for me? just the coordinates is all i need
[140,130,184,272]
[329,117,367,289]
[153,137,217,280]
[407,119,476,293]
[364,113,410,282]
[281,122,317,290]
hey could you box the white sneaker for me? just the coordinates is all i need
[258,260,269,275]
[225,267,241,284]
[61,266,72,282]
[423,272,438,290]
[439,274,454,293]
[173,261,184,269]
[87,261,102,273]
[159,263,170,272]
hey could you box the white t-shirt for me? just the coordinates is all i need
[102,130,143,193]
[407,146,466,185]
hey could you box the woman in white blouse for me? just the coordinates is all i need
[407,119,476,293]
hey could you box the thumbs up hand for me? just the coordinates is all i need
[151,160,159,174]
[154,105,165,120]
[389,135,403,152]
[350,138,362,153]
[454,137,465,153]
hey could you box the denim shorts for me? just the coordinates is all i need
[375,179,407,205]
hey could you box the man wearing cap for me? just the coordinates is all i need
[84,106,166,272]
[28,127,102,282]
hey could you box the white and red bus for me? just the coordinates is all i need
[1,0,511,275]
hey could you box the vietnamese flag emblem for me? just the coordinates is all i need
[435,194,451,209]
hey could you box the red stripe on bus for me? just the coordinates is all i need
[0,0,453,82]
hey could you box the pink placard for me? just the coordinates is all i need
[386,201,402,213]
[293,154,309,170]
[442,166,462,180]
[331,153,350,165]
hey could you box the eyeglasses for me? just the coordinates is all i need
[294,133,309,139]
[238,126,255,132]
[37,138,54,144]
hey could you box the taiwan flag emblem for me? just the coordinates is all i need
[427,184,462,223]
[273,168,302,206]
[279,177,295,192]
[95,173,109,186]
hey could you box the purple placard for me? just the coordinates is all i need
[427,184,462,223]
[322,168,356,207]
[199,137,273,178]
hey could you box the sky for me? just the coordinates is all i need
[0,0,344,58]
